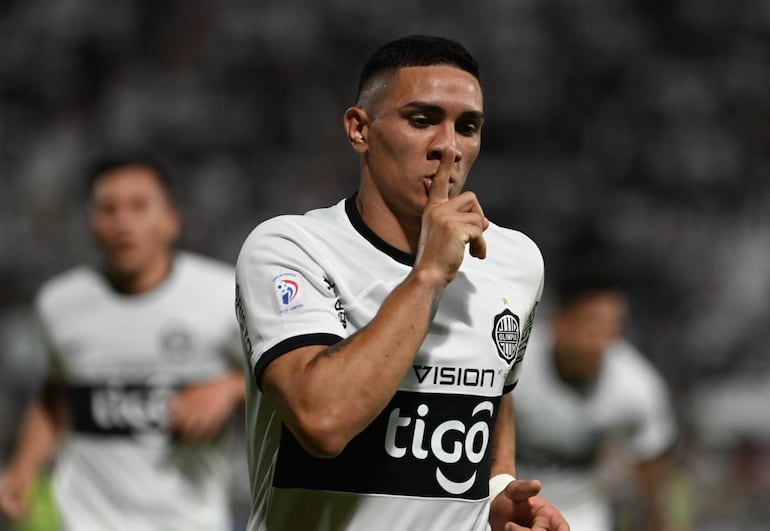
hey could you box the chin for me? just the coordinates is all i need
[106,256,142,277]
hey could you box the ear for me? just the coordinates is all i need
[344,106,369,154]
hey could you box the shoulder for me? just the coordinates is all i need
[604,340,667,394]
[239,214,309,249]
[176,251,234,281]
[481,222,544,276]
[247,202,344,239]
[237,201,347,265]
[484,221,540,257]
[35,266,102,316]
[171,252,238,308]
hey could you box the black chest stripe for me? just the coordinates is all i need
[67,383,178,436]
[274,390,500,500]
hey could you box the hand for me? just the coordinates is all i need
[168,372,244,443]
[0,468,34,520]
[489,479,570,531]
[415,147,489,285]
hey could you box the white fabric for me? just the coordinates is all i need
[36,252,242,531]
[513,325,677,531]
[235,197,545,531]
[488,473,516,501]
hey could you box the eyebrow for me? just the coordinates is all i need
[402,101,485,121]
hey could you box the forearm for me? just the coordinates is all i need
[490,393,517,477]
[637,453,675,531]
[217,370,246,407]
[5,401,61,481]
[167,370,247,443]
[263,268,445,456]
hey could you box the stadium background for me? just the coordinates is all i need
[1,0,769,529]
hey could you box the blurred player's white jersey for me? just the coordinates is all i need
[513,326,677,531]
[36,252,242,531]
[235,196,544,531]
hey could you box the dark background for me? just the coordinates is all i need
[1,1,769,529]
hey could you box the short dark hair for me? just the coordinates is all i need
[551,258,627,310]
[356,35,480,101]
[85,150,175,201]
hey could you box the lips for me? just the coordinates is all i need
[423,177,433,195]
[115,240,137,250]
[111,240,139,257]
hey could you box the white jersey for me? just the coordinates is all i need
[36,252,242,531]
[513,325,677,531]
[235,196,544,531]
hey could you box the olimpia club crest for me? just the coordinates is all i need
[492,309,521,364]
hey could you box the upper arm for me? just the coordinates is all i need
[235,223,347,390]
[260,344,329,432]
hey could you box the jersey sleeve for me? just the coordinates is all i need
[221,319,248,370]
[623,347,678,461]
[33,292,65,384]
[235,219,347,388]
[503,272,544,393]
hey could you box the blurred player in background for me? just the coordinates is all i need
[0,154,245,531]
[235,35,568,531]
[513,260,678,531]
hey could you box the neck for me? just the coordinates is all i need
[357,185,421,255]
[107,252,174,294]
[552,346,595,391]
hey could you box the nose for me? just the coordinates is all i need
[428,123,462,163]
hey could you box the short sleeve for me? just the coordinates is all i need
[34,295,65,384]
[221,319,248,370]
[235,219,347,388]
[503,273,544,393]
[625,359,677,461]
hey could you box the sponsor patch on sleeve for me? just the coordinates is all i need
[272,272,304,314]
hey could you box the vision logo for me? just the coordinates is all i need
[272,272,303,312]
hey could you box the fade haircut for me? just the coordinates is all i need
[85,150,176,203]
[355,35,481,103]
[552,258,627,310]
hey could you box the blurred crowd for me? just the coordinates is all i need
[1,0,769,529]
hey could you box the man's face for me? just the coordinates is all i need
[552,291,627,382]
[357,65,484,220]
[89,165,179,278]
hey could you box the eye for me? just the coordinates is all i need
[457,121,480,136]
[95,202,116,215]
[408,115,432,128]
[129,196,151,212]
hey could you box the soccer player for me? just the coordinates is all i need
[0,155,246,531]
[513,263,677,531]
[235,35,569,531]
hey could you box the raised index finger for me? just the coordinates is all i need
[428,146,456,205]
